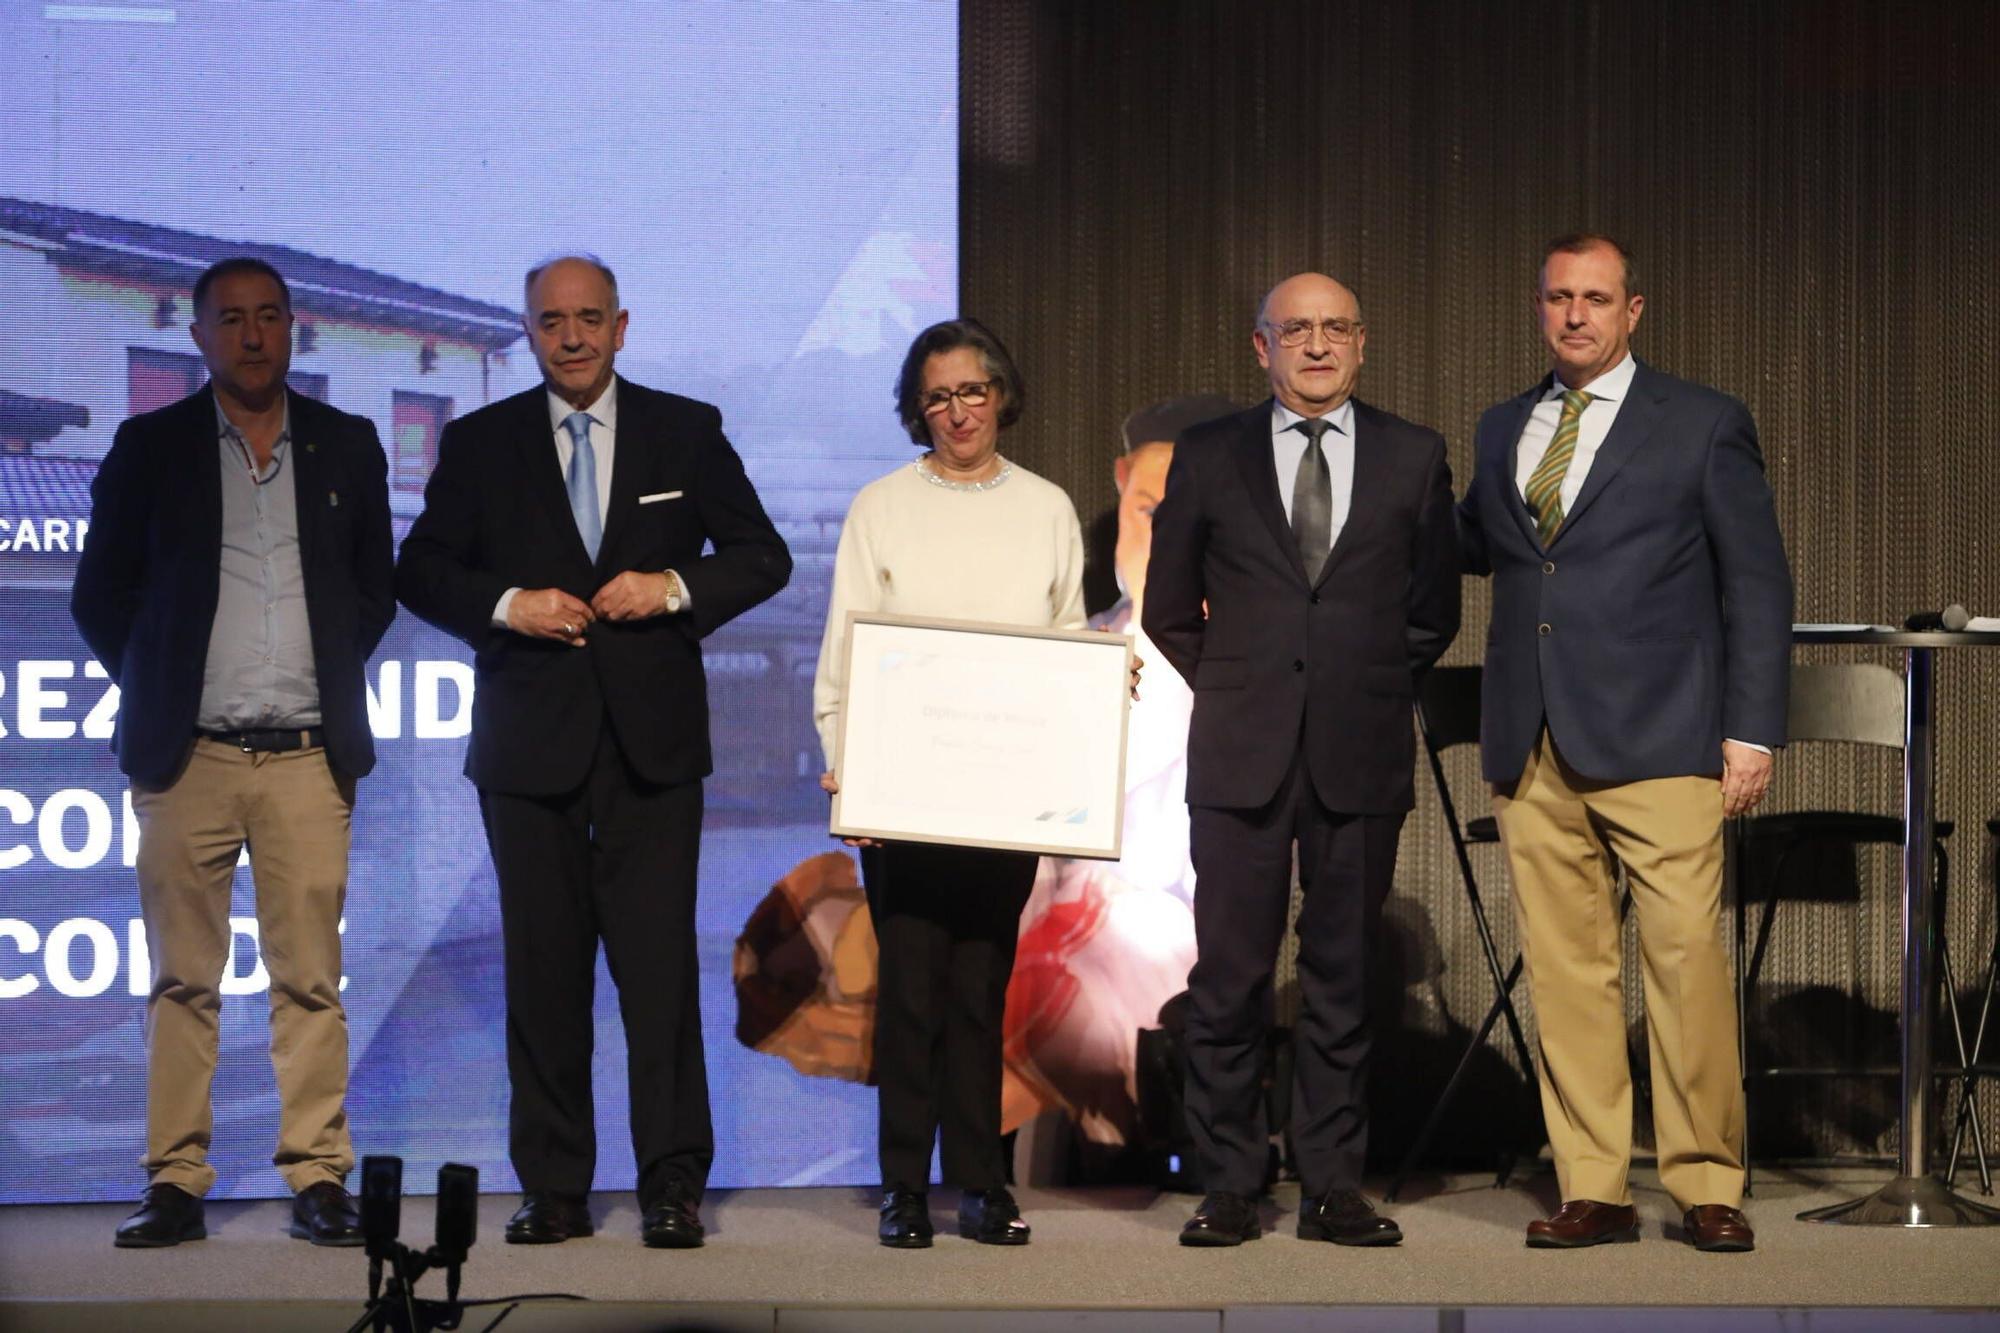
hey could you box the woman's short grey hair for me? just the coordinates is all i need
[892,318,1025,445]
[523,252,620,315]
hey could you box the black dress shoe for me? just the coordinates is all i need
[505,1193,593,1244]
[957,1187,1031,1245]
[1297,1187,1402,1246]
[878,1188,933,1249]
[114,1183,206,1249]
[289,1181,365,1247]
[1179,1192,1261,1247]
[641,1183,705,1249]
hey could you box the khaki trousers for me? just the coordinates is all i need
[132,737,356,1196]
[1492,729,1744,1212]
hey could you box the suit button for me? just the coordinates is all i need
[1542,561,1556,574]
[1310,592,1320,605]
[1293,660,1305,672]
[1538,623,1553,636]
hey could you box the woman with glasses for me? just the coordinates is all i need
[813,318,1085,1248]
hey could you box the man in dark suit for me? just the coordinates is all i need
[1144,272,1459,1247]
[396,254,790,1249]
[72,256,394,1249]
[1458,233,1792,1253]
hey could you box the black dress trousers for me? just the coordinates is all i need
[861,840,1038,1193]
[479,721,711,1208]
[1182,752,1405,1197]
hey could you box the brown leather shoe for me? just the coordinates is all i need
[1525,1199,1639,1248]
[1683,1204,1755,1252]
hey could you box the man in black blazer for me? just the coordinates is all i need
[1144,272,1459,1247]
[1458,234,1791,1253]
[72,257,394,1249]
[396,255,790,1249]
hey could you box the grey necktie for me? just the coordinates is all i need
[1291,416,1333,582]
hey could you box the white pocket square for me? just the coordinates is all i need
[638,490,684,505]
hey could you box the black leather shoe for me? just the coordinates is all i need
[957,1187,1031,1245]
[289,1181,365,1247]
[505,1192,593,1244]
[114,1183,206,1248]
[1298,1187,1402,1246]
[641,1183,705,1249]
[878,1188,933,1249]
[1179,1192,1261,1247]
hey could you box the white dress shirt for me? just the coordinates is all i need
[1512,352,1636,508]
[1271,398,1355,555]
[547,380,618,523]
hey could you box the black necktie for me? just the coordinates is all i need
[1292,417,1333,582]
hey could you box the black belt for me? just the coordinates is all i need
[199,726,325,753]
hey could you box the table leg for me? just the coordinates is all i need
[1801,646,2000,1225]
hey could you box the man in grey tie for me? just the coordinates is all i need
[1144,272,1459,1247]
[397,254,791,1249]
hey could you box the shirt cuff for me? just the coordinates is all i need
[1726,738,1772,756]
[492,587,521,629]
[666,569,690,611]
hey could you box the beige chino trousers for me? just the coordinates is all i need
[132,737,356,1196]
[1492,729,1745,1212]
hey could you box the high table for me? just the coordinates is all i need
[1788,628,2000,1226]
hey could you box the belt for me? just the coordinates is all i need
[199,726,325,754]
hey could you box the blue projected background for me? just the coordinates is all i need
[0,1,956,1202]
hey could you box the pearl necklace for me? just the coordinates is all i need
[915,454,1013,492]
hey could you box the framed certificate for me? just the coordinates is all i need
[830,613,1133,859]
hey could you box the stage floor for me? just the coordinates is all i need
[4,1168,1999,1331]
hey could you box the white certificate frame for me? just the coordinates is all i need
[830,612,1133,860]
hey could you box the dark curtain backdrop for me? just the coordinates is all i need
[963,0,1999,1168]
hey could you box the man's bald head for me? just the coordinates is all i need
[1253,272,1367,417]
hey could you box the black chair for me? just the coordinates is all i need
[1733,662,1987,1193]
[1386,666,1538,1201]
[1946,819,2000,1188]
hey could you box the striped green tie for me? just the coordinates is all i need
[1524,389,1593,544]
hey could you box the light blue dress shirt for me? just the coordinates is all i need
[197,396,321,730]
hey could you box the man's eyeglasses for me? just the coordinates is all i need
[920,381,997,414]
[1263,318,1364,348]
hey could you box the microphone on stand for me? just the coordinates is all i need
[360,1156,401,1302]
[1904,604,1970,632]
[433,1162,479,1309]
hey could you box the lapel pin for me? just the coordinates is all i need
[329,491,340,507]
[305,442,316,453]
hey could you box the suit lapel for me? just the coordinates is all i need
[518,389,593,567]
[286,390,323,575]
[1495,379,1547,551]
[1314,401,1388,588]
[184,387,225,572]
[1233,401,1309,586]
[595,377,645,571]
[1555,359,1667,542]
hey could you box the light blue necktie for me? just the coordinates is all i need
[563,411,601,562]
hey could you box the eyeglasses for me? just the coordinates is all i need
[1263,318,1364,348]
[920,381,997,414]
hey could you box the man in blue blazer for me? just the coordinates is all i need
[72,257,394,1249]
[1458,234,1792,1253]
[1146,273,1460,1248]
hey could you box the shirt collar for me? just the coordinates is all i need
[1270,397,1354,438]
[214,391,292,457]
[1548,352,1636,402]
[547,378,619,434]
